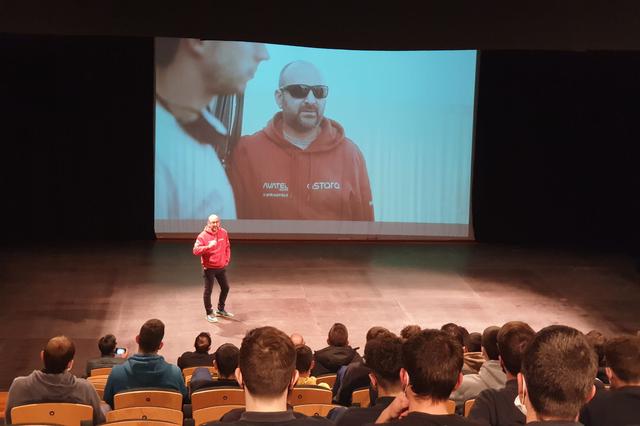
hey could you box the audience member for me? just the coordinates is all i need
[336,334,403,426]
[585,330,609,385]
[191,343,240,393]
[580,335,640,426]
[519,325,597,425]
[291,333,306,347]
[442,323,482,374]
[451,326,506,412]
[208,326,332,426]
[469,321,535,425]
[296,345,331,389]
[103,319,188,408]
[177,331,216,370]
[376,329,477,425]
[466,332,483,353]
[400,325,421,341]
[312,323,362,376]
[85,333,126,377]
[334,326,392,406]
[5,336,105,425]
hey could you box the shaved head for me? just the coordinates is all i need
[279,61,325,88]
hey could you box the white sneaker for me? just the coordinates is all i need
[206,314,218,323]
[215,309,234,318]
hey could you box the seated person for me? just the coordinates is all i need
[178,331,216,370]
[85,333,126,377]
[5,335,105,425]
[207,326,332,426]
[312,323,362,377]
[585,330,609,386]
[400,325,421,342]
[190,343,240,393]
[520,325,597,425]
[450,326,506,413]
[103,318,188,408]
[580,334,640,426]
[375,329,478,425]
[295,345,330,389]
[442,322,483,374]
[469,321,535,426]
[336,334,403,426]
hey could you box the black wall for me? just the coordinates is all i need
[2,35,640,246]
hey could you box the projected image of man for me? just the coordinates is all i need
[155,39,269,220]
[230,61,374,221]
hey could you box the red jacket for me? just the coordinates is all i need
[192,227,231,269]
[229,113,374,221]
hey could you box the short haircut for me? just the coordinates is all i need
[441,323,465,346]
[482,326,501,360]
[155,37,181,67]
[215,343,240,378]
[400,325,421,341]
[365,335,403,389]
[295,345,314,373]
[43,336,75,374]
[239,326,296,397]
[403,329,463,401]
[366,326,391,342]
[138,319,165,353]
[497,321,535,375]
[194,332,212,353]
[586,330,607,367]
[98,334,117,356]
[604,335,640,383]
[328,323,349,347]
[522,325,597,420]
[466,332,482,353]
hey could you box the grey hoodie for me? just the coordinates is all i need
[4,369,105,424]
[450,359,507,412]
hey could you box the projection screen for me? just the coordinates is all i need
[154,39,477,239]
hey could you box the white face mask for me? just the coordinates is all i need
[514,394,528,416]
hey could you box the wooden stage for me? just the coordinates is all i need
[1,240,639,390]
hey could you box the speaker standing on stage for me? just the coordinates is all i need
[193,214,233,323]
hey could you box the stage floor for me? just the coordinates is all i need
[1,240,639,389]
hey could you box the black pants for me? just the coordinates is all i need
[203,268,229,314]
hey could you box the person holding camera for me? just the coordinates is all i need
[85,333,127,377]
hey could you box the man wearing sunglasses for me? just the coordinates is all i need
[229,61,374,221]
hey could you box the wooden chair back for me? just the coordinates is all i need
[114,389,183,410]
[464,398,476,417]
[90,367,113,376]
[106,407,183,424]
[315,374,337,388]
[192,405,244,426]
[351,388,370,408]
[288,386,332,406]
[293,403,340,417]
[191,387,245,411]
[10,402,93,426]
[446,399,455,414]
[87,374,109,399]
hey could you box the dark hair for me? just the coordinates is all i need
[295,345,314,373]
[481,326,500,360]
[138,319,165,353]
[440,323,465,346]
[43,336,75,374]
[98,334,117,356]
[155,37,181,68]
[604,335,640,383]
[466,332,482,353]
[215,343,240,378]
[586,330,607,367]
[400,325,422,341]
[403,329,463,401]
[328,323,349,347]
[366,326,391,342]
[194,332,212,354]
[497,321,535,375]
[239,326,296,397]
[365,335,403,389]
[522,325,597,420]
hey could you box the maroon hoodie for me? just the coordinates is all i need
[229,113,374,221]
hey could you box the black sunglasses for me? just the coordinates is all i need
[280,84,329,99]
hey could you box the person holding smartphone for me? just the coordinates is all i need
[85,334,127,377]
